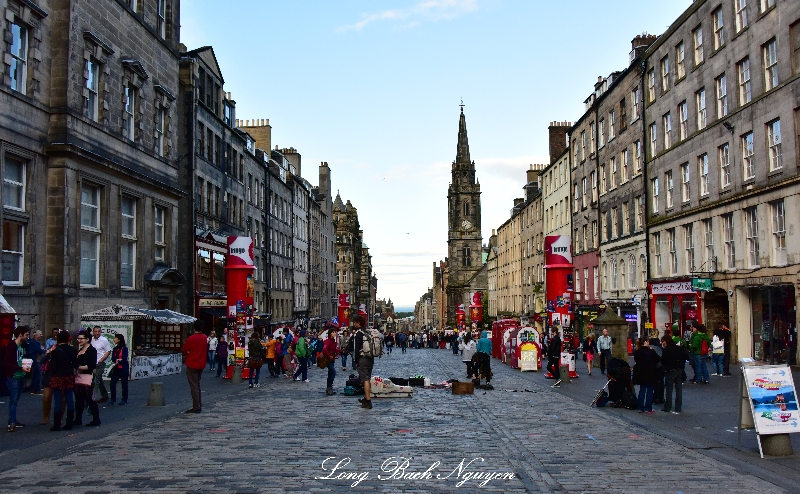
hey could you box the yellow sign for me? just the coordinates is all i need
[644,322,654,329]
[235,348,245,359]
[199,298,226,307]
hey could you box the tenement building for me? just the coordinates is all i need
[520,165,544,331]
[1,0,185,330]
[310,162,336,326]
[644,0,800,364]
[593,36,654,338]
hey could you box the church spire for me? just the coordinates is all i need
[455,106,471,168]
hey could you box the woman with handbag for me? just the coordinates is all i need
[247,332,264,388]
[74,330,100,426]
[459,333,476,379]
[322,328,340,395]
[108,333,129,405]
[582,333,598,376]
[49,330,78,431]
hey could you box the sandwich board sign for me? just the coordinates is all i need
[741,364,799,457]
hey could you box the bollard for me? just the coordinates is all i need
[231,365,242,384]
[147,382,165,406]
[761,434,794,457]
[558,365,571,384]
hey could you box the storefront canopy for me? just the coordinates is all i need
[0,294,16,314]
[81,305,196,324]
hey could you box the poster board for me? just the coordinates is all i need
[80,320,134,379]
[743,364,799,435]
[519,342,539,372]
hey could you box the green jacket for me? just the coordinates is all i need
[689,331,711,355]
[295,336,308,357]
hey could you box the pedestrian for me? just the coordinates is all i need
[714,323,732,376]
[40,337,55,425]
[282,329,294,379]
[451,333,459,355]
[3,326,31,432]
[215,334,228,377]
[49,330,78,431]
[384,332,393,355]
[689,323,711,384]
[633,337,661,414]
[207,330,218,372]
[661,335,688,414]
[338,330,350,370]
[264,334,277,377]
[597,328,612,375]
[649,332,665,405]
[546,329,562,385]
[74,330,100,427]
[182,321,208,413]
[711,333,725,376]
[474,330,493,383]
[323,328,340,395]
[275,336,286,376]
[582,333,598,376]
[45,328,58,352]
[90,326,112,403]
[399,331,407,353]
[26,330,45,394]
[247,331,264,388]
[108,333,129,405]
[293,329,310,382]
[460,333,476,378]
[347,314,375,409]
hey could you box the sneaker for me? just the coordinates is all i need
[552,379,562,388]
[7,424,15,432]
[671,411,681,414]
[303,379,310,383]
[31,390,43,396]
[645,410,655,415]
[255,383,260,388]
[249,384,254,388]
[294,377,301,381]
[358,397,368,405]
[360,400,372,409]
[342,367,346,371]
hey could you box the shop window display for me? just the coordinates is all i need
[751,285,797,364]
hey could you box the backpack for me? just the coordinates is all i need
[295,337,308,357]
[711,335,724,352]
[700,337,710,356]
[360,328,383,358]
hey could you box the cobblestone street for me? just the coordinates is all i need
[0,349,791,493]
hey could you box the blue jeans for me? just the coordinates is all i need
[693,354,710,382]
[293,357,308,381]
[5,377,24,425]
[386,344,392,354]
[248,366,261,385]
[637,384,654,412]
[216,358,227,377]
[711,353,724,375]
[208,350,216,370]
[53,387,75,414]
[327,361,336,389]
[341,354,348,368]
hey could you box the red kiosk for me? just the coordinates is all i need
[491,318,518,361]
[544,235,578,379]
[224,236,255,379]
[456,303,466,331]
[337,294,351,328]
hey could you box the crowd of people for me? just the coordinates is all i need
[2,326,130,432]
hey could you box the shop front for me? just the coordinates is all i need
[736,282,797,365]
[648,280,702,340]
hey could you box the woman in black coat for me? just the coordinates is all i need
[633,337,661,414]
[48,330,78,431]
[74,330,100,426]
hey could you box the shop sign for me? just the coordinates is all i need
[631,294,642,306]
[644,322,654,329]
[650,281,695,295]
[691,277,713,292]
[624,313,638,322]
[198,298,226,307]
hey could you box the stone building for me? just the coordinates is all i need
[290,170,311,323]
[310,162,336,325]
[263,148,294,326]
[485,231,498,319]
[1,0,186,331]
[446,108,484,325]
[432,261,446,330]
[177,45,261,331]
[333,192,373,323]
[520,165,544,330]
[542,124,572,241]
[644,0,800,365]
[592,36,655,338]
[495,201,523,317]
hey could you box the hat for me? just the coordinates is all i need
[300,329,307,337]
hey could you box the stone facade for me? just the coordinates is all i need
[644,0,800,364]
[333,192,374,323]
[1,0,185,332]
[264,148,294,325]
[520,165,544,329]
[310,162,336,324]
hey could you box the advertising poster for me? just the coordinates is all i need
[80,320,134,379]
[743,365,799,434]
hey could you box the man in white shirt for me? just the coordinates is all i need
[91,326,112,403]
[597,328,613,375]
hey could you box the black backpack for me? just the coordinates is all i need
[621,390,638,410]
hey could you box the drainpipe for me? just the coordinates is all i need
[640,54,651,339]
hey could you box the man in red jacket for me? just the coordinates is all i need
[182,322,208,413]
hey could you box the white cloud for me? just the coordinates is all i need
[337,0,479,33]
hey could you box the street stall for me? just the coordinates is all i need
[80,305,196,380]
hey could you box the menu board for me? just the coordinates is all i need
[743,365,799,435]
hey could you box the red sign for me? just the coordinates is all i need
[544,235,572,266]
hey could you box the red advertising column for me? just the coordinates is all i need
[337,293,351,328]
[225,237,255,377]
[544,235,578,378]
[357,304,368,325]
[456,304,466,331]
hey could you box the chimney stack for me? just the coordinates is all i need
[548,121,572,164]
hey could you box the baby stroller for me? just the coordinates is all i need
[606,358,633,405]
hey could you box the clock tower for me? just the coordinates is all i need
[446,107,483,325]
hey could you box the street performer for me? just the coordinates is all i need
[547,328,562,387]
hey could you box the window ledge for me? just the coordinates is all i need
[692,60,705,72]
[768,169,783,179]
[720,187,732,195]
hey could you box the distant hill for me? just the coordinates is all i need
[394,305,414,313]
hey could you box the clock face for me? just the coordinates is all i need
[462,220,473,231]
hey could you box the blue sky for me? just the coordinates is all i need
[181,0,690,308]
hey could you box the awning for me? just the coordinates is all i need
[0,294,16,314]
[199,307,227,318]
[81,305,197,324]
